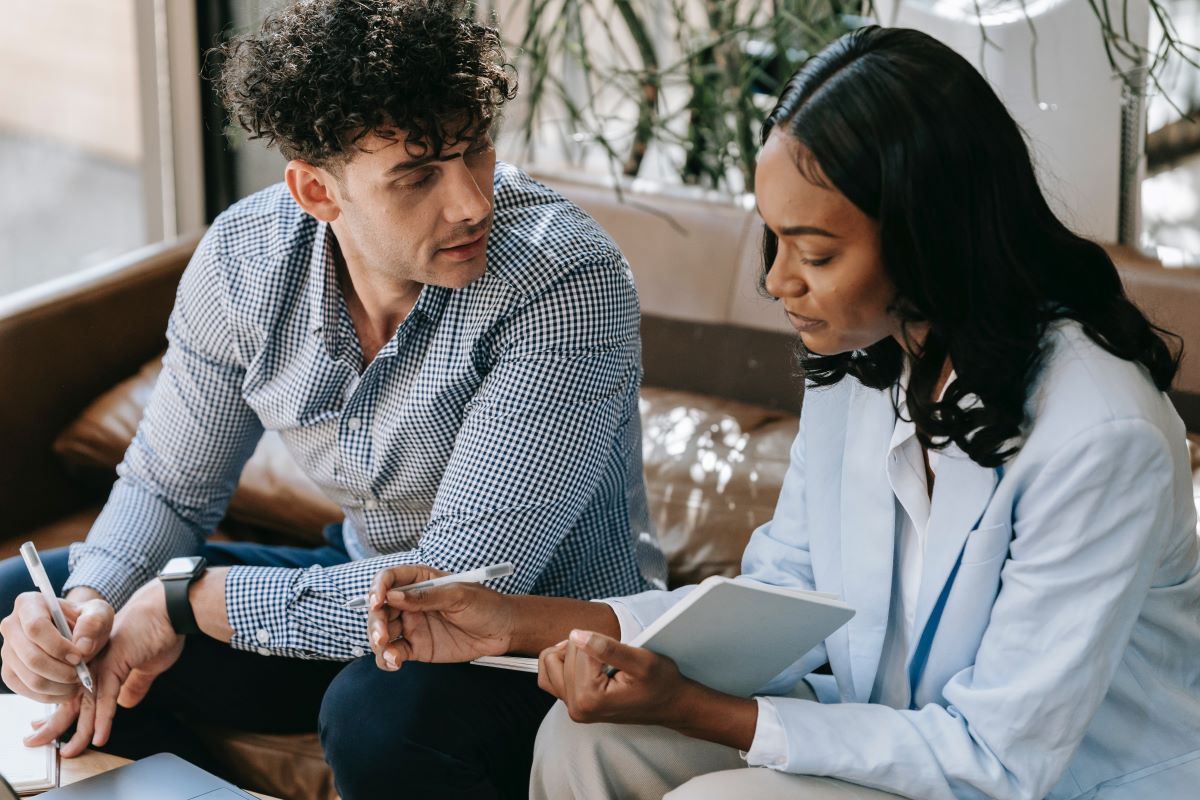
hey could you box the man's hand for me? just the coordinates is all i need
[24,580,184,757]
[0,591,112,702]
[366,565,517,671]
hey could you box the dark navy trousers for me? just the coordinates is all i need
[0,533,553,799]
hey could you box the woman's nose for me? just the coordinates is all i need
[764,256,806,299]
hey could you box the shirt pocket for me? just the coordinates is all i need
[959,522,1013,566]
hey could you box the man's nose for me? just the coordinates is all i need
[442,161,491,226]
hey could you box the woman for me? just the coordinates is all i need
[365,26,1200,799]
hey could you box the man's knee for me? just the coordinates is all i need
[319,658,496,798]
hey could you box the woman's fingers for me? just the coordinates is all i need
[538,640,568,697]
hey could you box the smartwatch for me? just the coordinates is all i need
[158,556,207,636]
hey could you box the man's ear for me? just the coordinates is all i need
[285,160,342,222]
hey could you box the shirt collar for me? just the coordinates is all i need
[306,222,344,358]
[889,363,959,454]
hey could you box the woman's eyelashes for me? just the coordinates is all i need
[799,254,834,267]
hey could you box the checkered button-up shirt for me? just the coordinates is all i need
[64,162,667,660]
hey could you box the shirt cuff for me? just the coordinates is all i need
[595,598,645,642]
[744,696,790,768]
[225,565,370,661]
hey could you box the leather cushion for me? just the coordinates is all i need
[640,388,798,585]
[51,357,798,585]
[52,357,341,544]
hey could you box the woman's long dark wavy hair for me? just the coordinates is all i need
[763,26,1180,468]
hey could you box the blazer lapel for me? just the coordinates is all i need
[838,382,898,702]
[908,450,999,663]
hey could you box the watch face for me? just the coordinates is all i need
[161,556,201,578]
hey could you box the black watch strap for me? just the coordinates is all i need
[163,573,203,636]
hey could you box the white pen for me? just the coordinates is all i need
[344,562,514,609]
[19,542,95,695]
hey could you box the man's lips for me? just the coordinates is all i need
[438,229,489,260]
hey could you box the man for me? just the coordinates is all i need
[0,1,665,797]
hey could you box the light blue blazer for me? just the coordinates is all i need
[616,321,1200,798]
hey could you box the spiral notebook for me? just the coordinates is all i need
[0,694,58,795]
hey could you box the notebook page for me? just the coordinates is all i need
[471,656,538,673]
[0,695,56,793]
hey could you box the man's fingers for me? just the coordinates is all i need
[0,656,75,703]
[23,695,80,748]
[2,663,52,705]
[1,633,79,690]
[117,668,157,709]
[60,696,95,759]
[92,668,122,747]
[71,600,114,659]
[14,595,80,663]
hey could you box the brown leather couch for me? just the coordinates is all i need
[2,181,1199,799]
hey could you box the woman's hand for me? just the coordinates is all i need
[366,565,518,671]
[538,629,760,750]
[538,629,696,727]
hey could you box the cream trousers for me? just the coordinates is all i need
[529,688,904,800]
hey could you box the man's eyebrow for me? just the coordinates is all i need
[385,141,493,176]
[755,204,840,238]
[386,153,450,175]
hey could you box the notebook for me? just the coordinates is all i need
[0,694,57,795]
[472,575,855,696]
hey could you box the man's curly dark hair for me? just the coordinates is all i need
[214,0,516,169]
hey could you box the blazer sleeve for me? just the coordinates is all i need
[761,418,1175,800]
[739,414,832,694]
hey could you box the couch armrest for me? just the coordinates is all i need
[0,235,200,539]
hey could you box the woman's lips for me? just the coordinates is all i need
[786,311,825,333]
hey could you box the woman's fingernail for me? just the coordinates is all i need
[371,629,382,646]
[370,593,379,607]
[569,629,590,646]
[77,638,93,655]
[65,652,81,665]
[383,652,396,669]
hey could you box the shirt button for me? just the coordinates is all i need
[350,647,365,658]
[364,498,379,511]
[257,647,270,656]
[347,417,362,431]
[256,629,271,644]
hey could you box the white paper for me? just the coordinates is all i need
[0,695,56,793]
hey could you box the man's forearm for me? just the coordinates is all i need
[506,595,620,656]
[190,567,234,642]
